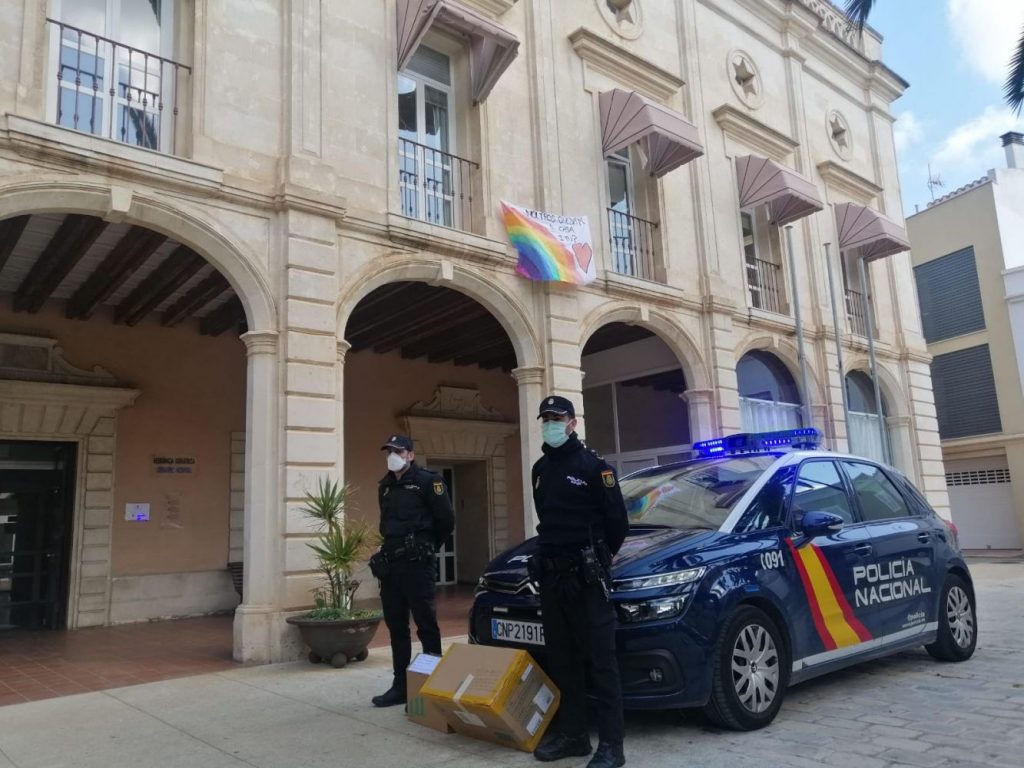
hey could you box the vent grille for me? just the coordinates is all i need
[945,468,1011,486]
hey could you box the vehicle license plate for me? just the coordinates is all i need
[491,618,545,645]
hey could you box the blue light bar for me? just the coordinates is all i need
[693,428,821,458]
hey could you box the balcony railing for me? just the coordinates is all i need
[845,288,870,337]
[608,208,659,281]
[746,257,786,314]
[47,19,190,155]
[398,138,479,232]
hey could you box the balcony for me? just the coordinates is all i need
[47,19,190,156]
[845,288,870,337]
[608,208,659,281]
[745,257,786,315]
[398,138,479,233]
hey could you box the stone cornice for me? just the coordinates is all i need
[0,380,140,417]
[385,212,513,267]
[816,160,882,205]
[568,27,684,101]
[461,0,518,15]
[711,104,800,162]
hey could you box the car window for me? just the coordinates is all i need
[735,466,797,532]
[895,474,932,516]
[841,461,912,522]
[790,460,855,524]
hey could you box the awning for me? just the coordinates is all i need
[599,89,704,177]
[835,202,911,262]
[397,0,519,104]
[735,155,823,226]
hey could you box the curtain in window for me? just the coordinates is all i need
[740,397,801,432]
[848,411,886,464]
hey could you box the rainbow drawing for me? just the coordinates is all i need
[501,201,595,285]
[628,483,679,521]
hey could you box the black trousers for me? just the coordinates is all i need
[539,568,624,746]
[380,558,441,684]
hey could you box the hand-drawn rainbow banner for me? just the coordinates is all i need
[500,201,596,286]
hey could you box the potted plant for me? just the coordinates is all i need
[286,478,383,668]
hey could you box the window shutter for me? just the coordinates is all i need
[913,247,985,343]
[407,46,451,86]
[930,345,1002,439]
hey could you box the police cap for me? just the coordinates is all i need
[537,395,575,419]
[380,434,414,451]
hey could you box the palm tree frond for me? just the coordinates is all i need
[1005,25,1024,115]
[842,0,874,32]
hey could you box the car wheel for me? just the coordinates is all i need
[926,574,977,662]
[704,605,789,731]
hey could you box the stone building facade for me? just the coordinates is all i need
[0,0,944,662]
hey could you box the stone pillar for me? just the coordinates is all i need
[904,356,950,517]
[886,415,915,476]
[707,306,742,433]
[513,366,545,535]
[681,389,715,444]
[234,330,282,664]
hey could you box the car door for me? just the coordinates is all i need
[840,460,938,638]
[785,459,874,668]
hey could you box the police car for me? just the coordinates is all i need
[470,429,977,730]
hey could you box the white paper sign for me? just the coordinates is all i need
[125,503,150,522]
[408,653,442,675]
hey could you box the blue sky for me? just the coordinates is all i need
[868,0,1024,215]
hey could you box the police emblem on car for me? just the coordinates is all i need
[470,428,977,730]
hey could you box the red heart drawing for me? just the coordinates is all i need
[572,242,593,273]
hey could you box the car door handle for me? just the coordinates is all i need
[917,533,931,543]
[853,543,873,556]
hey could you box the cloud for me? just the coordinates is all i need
[948,0,1024,84]
[894,111,923,153]
[933,105,1024,171]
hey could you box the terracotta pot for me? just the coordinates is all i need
[286,614,383,668]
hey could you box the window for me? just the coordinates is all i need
[606,148,659,280]
[736,466,796,533]
[50,0,182,152]
[841,461,911,522]
[791,461,854,524]
[736,351,802,431]
[914,247,985,343]
[840,251,874,337]
[930,345,1002,439]
[845,371,888,464]
[741,208,786,314]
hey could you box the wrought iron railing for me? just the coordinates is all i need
[746,257,786,314]
[48,18,190,155]
[398,138,479,231]
[608,208,659,280]
[845,288,870,337]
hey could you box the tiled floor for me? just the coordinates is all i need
[0,584,476,707]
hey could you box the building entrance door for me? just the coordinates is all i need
[428,466,457,586]
[0,441,76,631]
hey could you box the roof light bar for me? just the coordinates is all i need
[692,428,821,458]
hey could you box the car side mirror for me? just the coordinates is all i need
[799,510,845,539]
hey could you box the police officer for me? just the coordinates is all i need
[370,434,454,708]
[530,396,629,768]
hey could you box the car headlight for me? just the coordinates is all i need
[616,596,687,623]
[613,566,706,593]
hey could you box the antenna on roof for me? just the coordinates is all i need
[927,164,944,201]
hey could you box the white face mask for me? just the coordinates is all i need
[387,452,407,473]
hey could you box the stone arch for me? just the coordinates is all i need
[336,258,542,368]
[0,175,277,331]
[843,357,910,418]
[734,332,824,405]
[578,302,711,391]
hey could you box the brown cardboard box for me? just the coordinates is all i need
[419,643,559,752]
[406,653,454,734]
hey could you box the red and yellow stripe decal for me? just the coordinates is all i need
[785,538,872,650]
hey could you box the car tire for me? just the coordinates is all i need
[925,573,977,662]
[704,605,789,731]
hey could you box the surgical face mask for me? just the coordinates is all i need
[387,452,407,472]
[542,421,570,448]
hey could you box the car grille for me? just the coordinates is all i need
[477,576,538,596]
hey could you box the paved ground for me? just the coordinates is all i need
[0,561,1021,768]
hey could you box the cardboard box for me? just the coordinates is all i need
[406,653,454,734]
[419,643,559,752]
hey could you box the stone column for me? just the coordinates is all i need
[337,339,351,486]
[886,415,915,477]
[234,330,282,664]
[681,389,715,444]
[513,366,545,535]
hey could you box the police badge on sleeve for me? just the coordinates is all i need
[601,470,616,488]
[433,480,445,495]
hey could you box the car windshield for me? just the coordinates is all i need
[621,455,779,529]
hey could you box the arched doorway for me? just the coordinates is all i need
[0,210,258,654]
[342,281,522,591]
[580,323,691,474]
[737,350,802,431]
[846,370,888,464]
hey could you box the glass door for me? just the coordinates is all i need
[428,467,457,586]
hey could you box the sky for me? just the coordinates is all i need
[868,0,1024,215]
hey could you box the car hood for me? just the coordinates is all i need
[481,527,717,586]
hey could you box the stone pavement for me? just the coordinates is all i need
[0,561,1021,768]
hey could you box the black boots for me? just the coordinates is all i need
[371,684,407,708]
[586,741,625,768]
[533,733,593,762]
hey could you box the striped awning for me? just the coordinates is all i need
[397,0,519,104]
[599,89,704,177]
[735,155,823,226]
[835,203,911,262]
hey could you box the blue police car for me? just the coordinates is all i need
[470,429,977,730]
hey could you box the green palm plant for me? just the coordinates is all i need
[843,0,1024,114]
[300,477,381,620]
